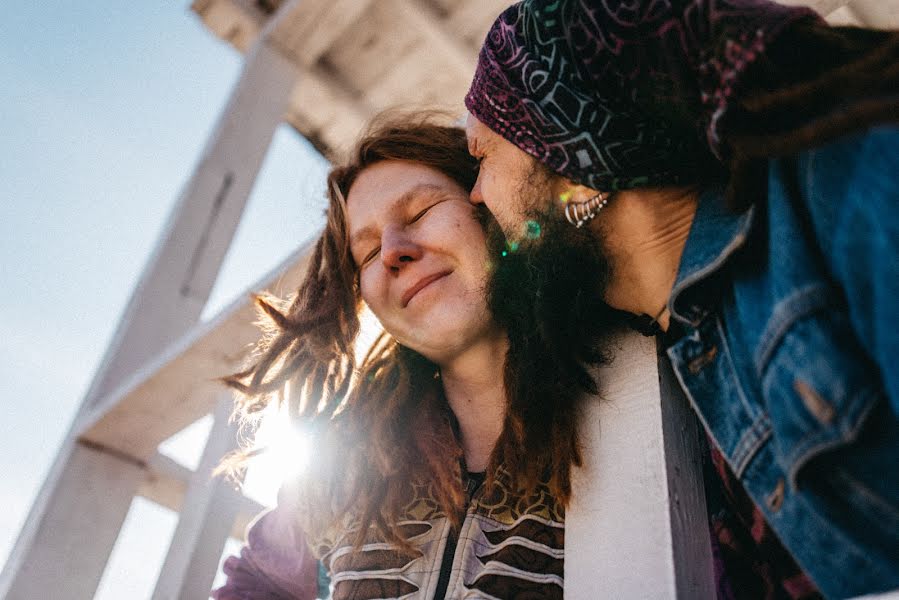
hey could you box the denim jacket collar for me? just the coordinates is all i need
[669,188,756,327]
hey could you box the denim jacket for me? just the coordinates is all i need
[665,126,899,599]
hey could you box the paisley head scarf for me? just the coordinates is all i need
[464,0,820,191]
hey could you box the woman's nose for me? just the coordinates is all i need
[380,227,422,272]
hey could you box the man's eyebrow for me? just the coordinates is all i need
[349,183,447,249]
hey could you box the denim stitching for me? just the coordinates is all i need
[753,282,834,376]
[785,387,881,490]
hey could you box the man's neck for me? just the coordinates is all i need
[596,187,699,331]
[438,334,508,472]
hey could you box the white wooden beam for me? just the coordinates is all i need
[76,241,314,461]
[445,0,514,47]
[0,443,145,600]
[567,332,714,598]
[151,398,244,600]
[389,0,479,77]
[1,35,301,599]
[139,451,264,541]
[847,0,899,28]
[191,0,266,52]
[775,0,852,15]
[80,36,299,418]
[268,0,375,68]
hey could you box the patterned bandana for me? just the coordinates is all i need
[465,0,819,191]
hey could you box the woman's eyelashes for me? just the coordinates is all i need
[410,199,440,223]
[361,246,380,266]
[358,199,446,268]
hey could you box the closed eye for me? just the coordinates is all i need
[361,246,380,266]
[410,199,444,223]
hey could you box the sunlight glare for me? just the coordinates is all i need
[242,400,312,506]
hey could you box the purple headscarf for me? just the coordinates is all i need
[465,0,820,190]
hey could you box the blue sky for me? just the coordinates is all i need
[0,3,329,597]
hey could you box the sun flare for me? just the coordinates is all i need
[241,401,312,506]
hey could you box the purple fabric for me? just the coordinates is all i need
[211,488,319,600]
[465,0,820,190]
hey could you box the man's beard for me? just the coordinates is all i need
[484,191,626,395]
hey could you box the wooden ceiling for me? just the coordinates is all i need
[191,0,897,160]
[191,0,512,159]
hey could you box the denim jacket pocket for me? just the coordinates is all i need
[668,313,771,478]
[759,306,884,491]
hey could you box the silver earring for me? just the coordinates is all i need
[564,192,610,228]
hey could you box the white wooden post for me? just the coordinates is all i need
[567,333,714,598]
[151,396,243,600]
[0,444,145,600]
[0,36,300,600]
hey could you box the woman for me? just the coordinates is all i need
[212,112,607,600]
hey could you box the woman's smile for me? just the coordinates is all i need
[401,269,452,307]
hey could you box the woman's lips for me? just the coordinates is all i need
[401,270,452,307]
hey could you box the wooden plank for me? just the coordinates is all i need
[139,452,264,541]
[775,0,852,15]
[846,0,899,28]
[77,40,299,417]
[269,0,375,67]
[0,443,145,600]
[390,0,478,76]
[77,240,315,461]
[191,0,266,52]
[445,0,514,47]
[658,341,716,598]
[151,399,244,600]
[285,65,372,148]
[566,332,713,598]
[323,1,423,92]
[363,40,470,111]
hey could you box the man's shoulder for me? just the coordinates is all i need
[794,125,899,200]
[767,125,899,238]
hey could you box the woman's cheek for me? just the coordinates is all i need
[358,270,381,309]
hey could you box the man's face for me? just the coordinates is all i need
[466,113,561,241]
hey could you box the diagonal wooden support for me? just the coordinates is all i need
[76,240,313,462]
[0,32,301,600]
[140,451,264,541]
[151,397,244,600]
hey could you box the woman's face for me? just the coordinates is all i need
[346,160,498,364]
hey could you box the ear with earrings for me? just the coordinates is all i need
[560,189,611,228]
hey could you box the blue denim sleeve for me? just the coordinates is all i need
[796,125,899,416]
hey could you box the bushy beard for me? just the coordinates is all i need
[478,166,631,494]
[487,210,616,366]
[484,178,627,399]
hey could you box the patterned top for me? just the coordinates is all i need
[213,466,565,600]
[304,466,565,600]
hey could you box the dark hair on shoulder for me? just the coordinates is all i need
[724,21,899,209]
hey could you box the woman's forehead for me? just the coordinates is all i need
[346,161,463,239]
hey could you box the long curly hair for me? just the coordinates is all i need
[221,110,603,549]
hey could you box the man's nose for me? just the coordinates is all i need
[380,227,422,272]
[469,180,485,205]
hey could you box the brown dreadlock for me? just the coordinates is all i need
[724,21,899,209]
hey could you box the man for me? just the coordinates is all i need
[465,0,899,597]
